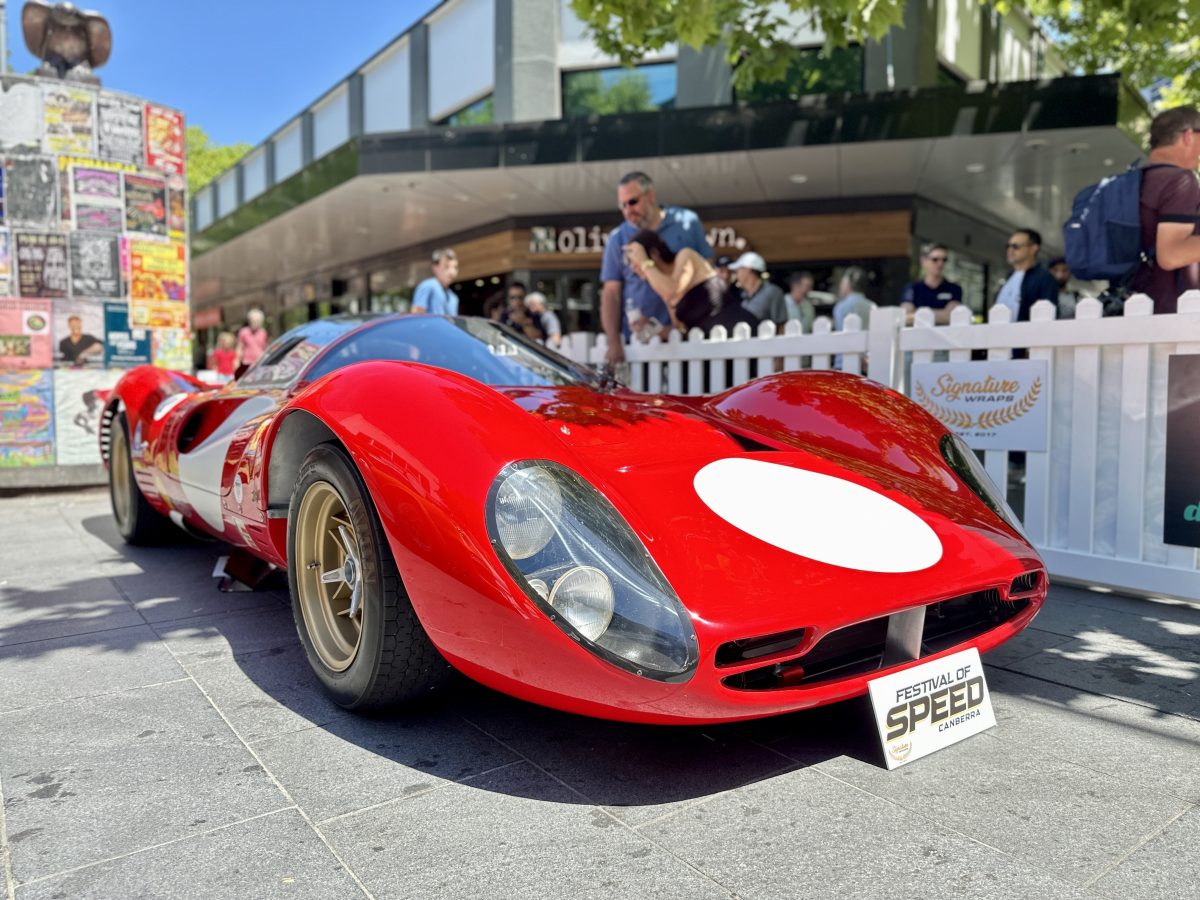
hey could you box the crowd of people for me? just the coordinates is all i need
[226,105,1200,369]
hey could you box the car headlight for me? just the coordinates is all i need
[940,433,1028,540]
[487,460,698,682]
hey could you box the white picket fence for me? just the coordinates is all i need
[558,295,1200,601]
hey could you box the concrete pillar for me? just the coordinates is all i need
[301,111,314,165]
[864,0,939,91]
[348,73,364,138]
[675,45,733,108]
[265,139,276,189]
[494,0,559,123]
[409,23,430,128]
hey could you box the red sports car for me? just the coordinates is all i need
[102,314,1045,724]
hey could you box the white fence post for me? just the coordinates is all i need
[868,305,903,388]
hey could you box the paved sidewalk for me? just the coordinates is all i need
[1,488,1198,899]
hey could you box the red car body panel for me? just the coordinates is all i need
[103,318,1046,724]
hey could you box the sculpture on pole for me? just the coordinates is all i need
[21,0,111,84]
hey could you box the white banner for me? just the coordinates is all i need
[912,359,1049,451]
[868,648,996,770]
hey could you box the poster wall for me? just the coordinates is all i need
[0,368,54,466]
[0,75,187,473]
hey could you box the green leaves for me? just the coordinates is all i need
[570,0,1198,107]
[186,126,252,195]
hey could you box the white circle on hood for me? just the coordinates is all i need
[693,457,942,573]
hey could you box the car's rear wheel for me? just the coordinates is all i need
[288,443,453,710]
[109,412,170,544]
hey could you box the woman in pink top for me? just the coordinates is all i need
[236,309,269,376]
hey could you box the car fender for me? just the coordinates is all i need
[274,361,679,708]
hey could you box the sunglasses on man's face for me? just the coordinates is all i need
[1006,242,1030,250]
[619,195,643,210]
[927,256,948,263]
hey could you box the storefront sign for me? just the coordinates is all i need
[868,648,996,770]
[528,224,748,255]
[1164,354,1200,548]
[911,360,1048,451]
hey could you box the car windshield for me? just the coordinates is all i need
[237,316,381,388]
[302,316,597,388]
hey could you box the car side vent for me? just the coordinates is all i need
[715,627,806,667]
[727,430,780,453]
[1009,571,1041,596]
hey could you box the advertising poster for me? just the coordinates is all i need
[104,301,150,367]
[129,238,185,300]
[53,299,106,369]
[96,95,144,165]
[53,368,121,465]
[152,327,192,370]
[1164,354,1200,548]
[71,166,123,233]
[58,154,135,226]
[42,83,96,156]
[15,232,69,298]
[911,360,1049,451]
[70,232,121,298]
[145,105,185,175]
[124,172,167,236]
[0,77,42,152]
[0,230,10,296]
[0,368,54,466]
[0,298,53,368]
[4,158,57,226]
[167,173,187,236]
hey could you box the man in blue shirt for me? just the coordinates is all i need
[899,243,962,325]
[600,172,713,364]
[411,248,460,315]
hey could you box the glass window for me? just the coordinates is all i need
[363,40,411,133]
[562,64,676,118]
[435,94,494,127]
[194,187,213,231]
[737,46,863,102]
[237,317,375,387]
[313,86,350,159]
[303,316,594,388]
[242,149,267,201]
[216,170,238,218]
[274,122,303,181]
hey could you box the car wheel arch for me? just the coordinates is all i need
[268,409,342,513]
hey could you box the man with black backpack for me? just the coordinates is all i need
[1129,107,1200,313]
[1064,106,1200,315]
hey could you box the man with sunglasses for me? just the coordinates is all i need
[900,243,962,325]
[994,229,1058,321]
[600,171,713,364]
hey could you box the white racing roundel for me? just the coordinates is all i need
[693,458,942,573]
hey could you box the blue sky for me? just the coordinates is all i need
[6,0,430,146]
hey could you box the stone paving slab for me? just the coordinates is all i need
[320,761,735,900]
[1091,805,1200,897]
[0,680,286,883]
[15,809,360,900]
[639,766,1098,900]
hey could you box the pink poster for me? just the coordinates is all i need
[0,298,53,368]
[145,104,185,175]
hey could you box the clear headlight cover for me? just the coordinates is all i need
[486,460,698,682]
[940,433,1029,540]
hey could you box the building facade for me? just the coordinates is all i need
[190,0,1144,343]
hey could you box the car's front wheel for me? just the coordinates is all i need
[288,443,453,711]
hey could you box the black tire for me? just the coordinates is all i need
[109,411,171,545]
[287,443,453,711]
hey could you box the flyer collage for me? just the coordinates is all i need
[0,75,188,468]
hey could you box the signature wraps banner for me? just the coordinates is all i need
[911,360,1049,451]
[1164,354,1200,548]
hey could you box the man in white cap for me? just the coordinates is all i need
[732,251,788,326]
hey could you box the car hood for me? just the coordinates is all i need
[499,385,1038,637]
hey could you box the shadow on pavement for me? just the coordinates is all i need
[1,510,1195,816]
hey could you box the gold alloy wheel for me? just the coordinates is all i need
[110,419,132,531]
[295,481,365,672]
